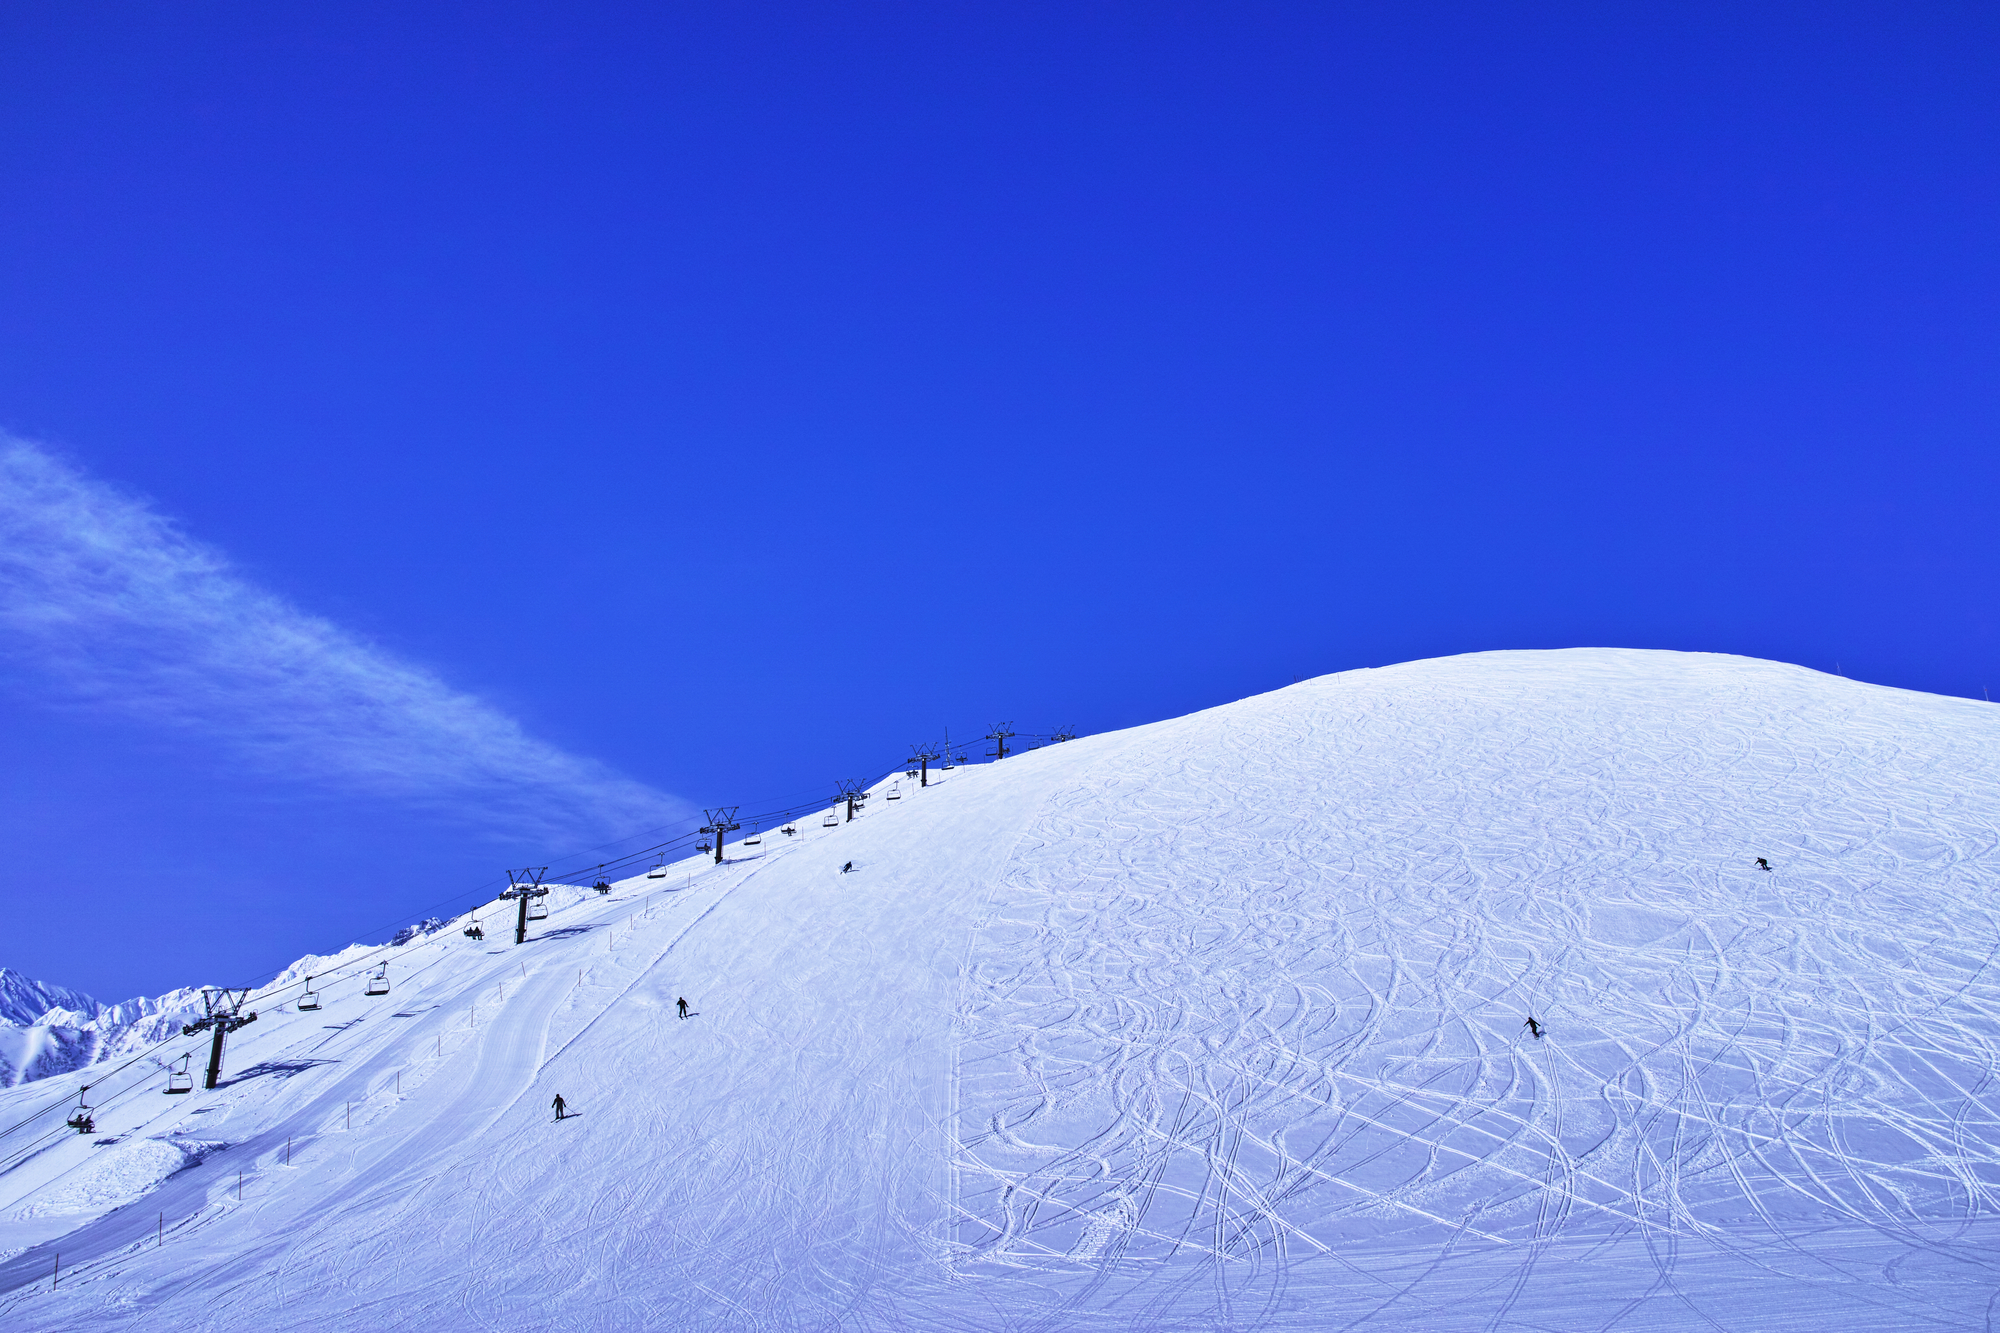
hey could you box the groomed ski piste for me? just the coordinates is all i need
[2,647,1998,1331]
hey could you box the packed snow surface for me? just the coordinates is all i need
[2,649,1998,1330]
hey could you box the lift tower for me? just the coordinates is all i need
[831,779,871,823]
[909,743,941,787]
[501,866,550,945]
[181,988,259,1090]
[701,808,740,864]
[986,722,1017,762]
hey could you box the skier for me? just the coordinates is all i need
[677,996,689,1019]
[841,861,853,874]
[552,1094,567,1121]
[1755,857,1771,871]
[1524,1016,1543,1040]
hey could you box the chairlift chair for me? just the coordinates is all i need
[365,965,390,998]
[647,861,669,877]
[887,783,902,801]
[594,880,612,895]
[464,916,485,940]
[527,894,548,921]
[822,811,839,828]
[166,1055,193,1094]
[297,976,322,1012]
[781,824,797,837]
[67,1089,95,1133]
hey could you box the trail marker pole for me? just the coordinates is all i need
[700,807,741,864]
[51,1252,57,1290]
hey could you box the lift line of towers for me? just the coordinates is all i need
[60,723,1079,1116]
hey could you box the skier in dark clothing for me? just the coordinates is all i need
[1756,857,1771,871]
[677,996,689,1019]
[841,861,853,873]
[552,1094,567,1120]
[1524,1016,1543,1040]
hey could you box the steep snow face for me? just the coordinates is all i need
[2,649,1998,1331]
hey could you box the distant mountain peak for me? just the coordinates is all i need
[0,966,100,1026]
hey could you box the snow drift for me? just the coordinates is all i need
[2,648,1997,1331]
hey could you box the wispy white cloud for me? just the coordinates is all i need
[0,435,685,842]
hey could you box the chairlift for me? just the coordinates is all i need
[66,1088,95,1133]
[593,880,612,895]
[297,975,322,1012]
[696,842,712,854]
[464,916,484,940]
[781,824,797,837]
[743,825,762,847]
[646,863,668,878]
[823,811,839,828]
[166,1055,194,1095]
[886,783,902,801]
[365,965,390,998]
[527,894,548,921]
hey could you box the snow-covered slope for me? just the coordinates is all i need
[2,648,1998,1331]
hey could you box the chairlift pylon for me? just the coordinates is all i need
[365,964,390,998]
[297,975,321,1012]
[165,1054,194,1095]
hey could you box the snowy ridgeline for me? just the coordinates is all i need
[0,920,456,1088]
[2,649,1999,1332]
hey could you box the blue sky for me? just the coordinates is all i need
[2,2,1995,999]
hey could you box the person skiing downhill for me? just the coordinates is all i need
[552,1094,567,1121]
[1524,1016,1543,1040]
[1756,857,1771,871]
[677,997,689,1019]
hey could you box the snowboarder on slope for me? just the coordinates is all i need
[552,1094,567,1120]
[677,996,689,1019]
[1756,857,1771,871]
[1524,1016,1543,1040]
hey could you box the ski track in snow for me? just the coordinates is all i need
[1,649,1998,1330]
